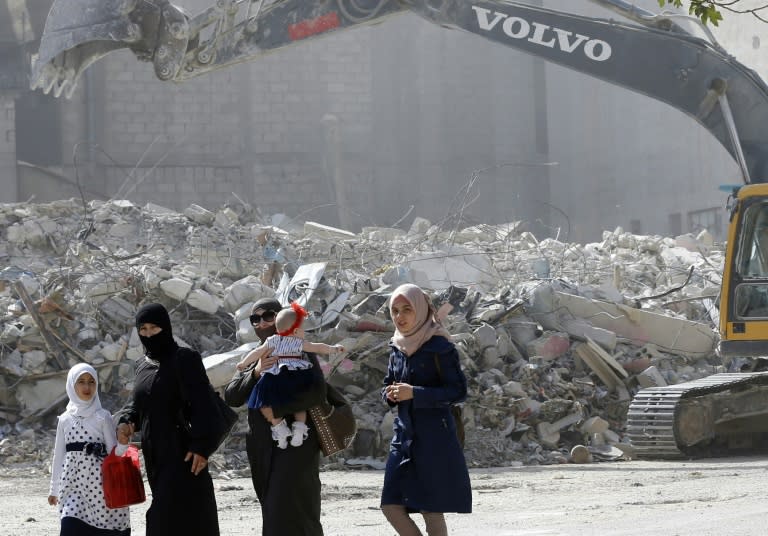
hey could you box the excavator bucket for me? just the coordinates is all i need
[30,0,172,98]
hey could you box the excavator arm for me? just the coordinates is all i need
[30,0,768,184]
[31,0,407,98]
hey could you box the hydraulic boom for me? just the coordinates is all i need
[31,0,768,181]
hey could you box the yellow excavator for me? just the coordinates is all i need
[28,0,768,458]
[629,184,768,458]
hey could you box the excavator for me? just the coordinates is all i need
[27,0,768,458]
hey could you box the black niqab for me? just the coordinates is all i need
[136,303,179,360]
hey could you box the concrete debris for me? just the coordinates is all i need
[572,338,629,395]
[636,365,668,388]
[0,199,729,473]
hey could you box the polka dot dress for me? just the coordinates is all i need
[59,417,130,531]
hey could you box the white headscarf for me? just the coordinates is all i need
[65,363,103,418]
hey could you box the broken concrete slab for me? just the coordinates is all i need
[203,342,260,389]
[404,246,499,291]
[222,276,275,313]
[186,288,221,314]
[636,365,668,388]
[16,378,65,416]
[160,277,193,301]
[526,332,571,361]
[305,221,357,240]
[559,318,617,352]
[184,204,216,225]
[530,286,717,360]
[573,342,625,393]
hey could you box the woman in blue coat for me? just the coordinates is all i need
[381,283,472,535]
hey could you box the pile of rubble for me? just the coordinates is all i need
[0,198,725,472]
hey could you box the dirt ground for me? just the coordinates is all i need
[3,456,768,535]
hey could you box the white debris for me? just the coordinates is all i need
[186,288,221,314]
[0,198,732,470]
[160,277,193,301]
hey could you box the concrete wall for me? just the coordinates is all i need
[541,0,740,241]
[708,0,768,82]
[6,0,758,241]
[545,62,739,241]
[0,93,17,203]
[16,162,103,202]
[54,53,251,211]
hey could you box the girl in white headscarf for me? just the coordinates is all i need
[48,363,132,535]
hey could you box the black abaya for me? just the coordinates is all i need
[225,353,325,536]
[117,348,220,536]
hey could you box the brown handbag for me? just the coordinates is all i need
[308,383,357,457]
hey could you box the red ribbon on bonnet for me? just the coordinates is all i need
[277,302,308,336]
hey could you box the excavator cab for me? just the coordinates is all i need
[627,185,768,459]
[719,184,768,366]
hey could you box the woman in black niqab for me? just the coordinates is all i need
[116,303,220,536]
[135,302,178,359]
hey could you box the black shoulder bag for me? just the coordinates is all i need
[433,353,465,448]
[175,350,239,457]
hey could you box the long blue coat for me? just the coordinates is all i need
[380,335,472,513]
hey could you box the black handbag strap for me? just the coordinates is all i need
[433,353,464,407]
[171,347,216,400]
[433,353,444,384]
[168,348,191,403]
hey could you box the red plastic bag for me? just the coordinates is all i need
[102,445,146,509]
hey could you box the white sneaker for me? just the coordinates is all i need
[271,420,291,449]
[290,421,309,447]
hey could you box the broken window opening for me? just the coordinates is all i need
[687,207,723,241]
[668,212,682,236]
[15,91,62,166]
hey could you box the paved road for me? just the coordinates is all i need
[3,457,768,535]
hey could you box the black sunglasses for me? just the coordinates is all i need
[250,311,276,324]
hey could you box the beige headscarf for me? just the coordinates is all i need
[390,284,452,357]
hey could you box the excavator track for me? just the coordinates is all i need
[627,372,768,459]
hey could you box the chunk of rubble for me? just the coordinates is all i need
[160,277,193,301]
[529,285,717,359]
[186,288,221,314]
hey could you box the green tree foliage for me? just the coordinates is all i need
[658,1,768,25]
